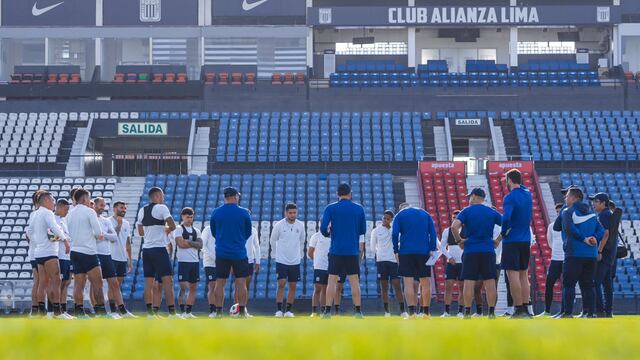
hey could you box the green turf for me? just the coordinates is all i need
[1,316,639,359]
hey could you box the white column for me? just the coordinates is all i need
[204,0,212,26]
[149,38,153,64]
[200,37,205,66]
[306,0,313,68]
[509,27,518,68]
[612,25,620,68]
[198,0,205,26]
[408,28,416,68]
[95,38,102,66]
[44,38,50,65]
[96,0,103,26]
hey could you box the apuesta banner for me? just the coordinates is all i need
[486,161,534,174]
[419,161,466,174]
[308,5,620,26]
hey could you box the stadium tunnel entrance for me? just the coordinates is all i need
[449,115,494,175]
[86,118,191,177]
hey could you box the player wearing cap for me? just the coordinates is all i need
[210,187,252,317]
[109,201,135,318]
[500,169,533,319]
[590,192,615,318]
[54,199,72,315]
[201,225,217,317]
[67,189,108,318]
[173,207,203,318]
[538,203,565,317]
[321,183,366,318]
[29,191,71,319]
[371,210,406,317]
[440,210,464,317]
[554,186,604,318]
[137,187,180,318]
[392,202,438,318]
[451,188,502,319]
[271,203,305,317]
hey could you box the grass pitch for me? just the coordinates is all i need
[1,315,638,359]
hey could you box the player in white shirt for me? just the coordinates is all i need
[95,197,132,319]
[54,199,72,315]
[173,208,203,319]
[109,202,132,292]
[539,203,565,317]
[307,229,345,317]
[234,226,260,316]
[201,226,217,317]
[270,203,305,317]
[67,189,108,318]
[26,190,43,316]
[440,210,464,317]
[136,187,179,318]
[29,191,70,319]
[371,211,406,317]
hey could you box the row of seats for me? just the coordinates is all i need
[0,117,67,164]
[113,72,187,84]
[214,111,423,162]
[0,112,90,122]
[0,178,117,280]
[560,173,640,220]
[518,60,591,72]
[330,76,600,88]
[337,61,408,73]
[271,73,305,85]
[10,73,81,84]
[141,173,395,222]
[501,110,640,120]
[204,72,256,85]
[515,115,640,161]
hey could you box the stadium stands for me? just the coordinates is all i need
[560,172,640,297]
[214,111,424,162]
[0,112,89,176]
[417,162,468,298]
[129,172,396,300]
[0,177,116,281]
[512,110,640,161]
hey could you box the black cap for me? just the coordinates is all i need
[223,187,240,198]
[561,185,583,195]
[588,192,610,205]
[337,183,351,196]
[466,188,486,198]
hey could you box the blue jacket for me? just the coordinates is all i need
[320,199,366,256]
[391,207,437,255]
[501,186,533,243]
[553,202,605,258]
[210,203,252,260]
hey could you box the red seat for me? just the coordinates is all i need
[272,73,283,85]
[205,72,215,85]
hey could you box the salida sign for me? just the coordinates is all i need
[118,122,168,136]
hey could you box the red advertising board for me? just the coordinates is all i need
[418,161,466,174]
[486,161,534,175]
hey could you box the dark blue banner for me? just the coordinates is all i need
[103,0,199,26]
[2,0,96,26]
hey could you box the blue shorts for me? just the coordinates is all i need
[462,252,496,281]
[445,262,463,281]
[113,260,128,278]
[246,262,255,278]
[501,242,530,271]
[398,254,431,278]
[376,261,399,281]
[328,254,360,276]
[204,266,217,283]
[70,251,100,275]
[178,262,200,283]
[276,262,301,282]
[216,257,249,279]
[30,260,38,270]
[314,270,346,285]
[143,247,173,279]
[59,259,72,281]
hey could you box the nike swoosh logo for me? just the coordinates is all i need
[572,213,596,224]
[32,1,64,16]
[242,0,269,11]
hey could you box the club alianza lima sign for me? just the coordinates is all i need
[118,122,168,136]
[388,6,539,25]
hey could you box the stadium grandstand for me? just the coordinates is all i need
[0,0,640,326]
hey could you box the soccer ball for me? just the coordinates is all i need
[229,303,240,317]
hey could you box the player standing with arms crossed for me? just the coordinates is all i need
[109,201,135,317]
[54,199,72,315]
[440,210,464,317]
[174,207,203,318]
